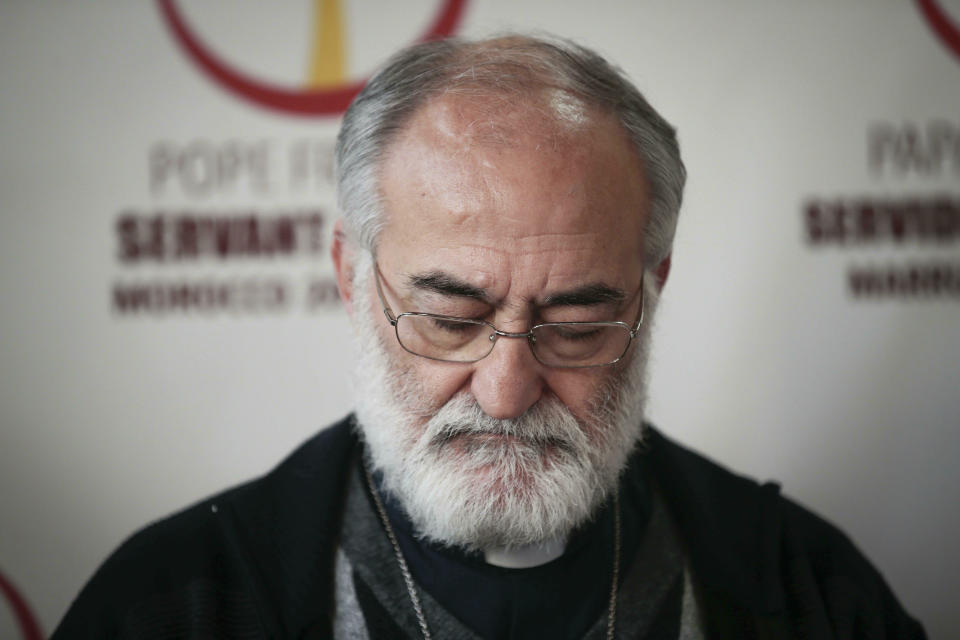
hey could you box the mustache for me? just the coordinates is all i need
[431,422,574,452]
[424,397,582,456]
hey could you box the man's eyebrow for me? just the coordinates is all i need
[406,272,490,301]
[404,273,625,307]
[542,284,626,307]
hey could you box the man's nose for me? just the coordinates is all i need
[470,331,544,419]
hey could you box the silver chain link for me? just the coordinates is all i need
[607,489,621,640]
[365,464,433,640]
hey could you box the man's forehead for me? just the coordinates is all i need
[396,90,610,152]
[378,92,647,219]
[375,90,649,292]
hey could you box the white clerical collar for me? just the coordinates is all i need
[483,536,566,568]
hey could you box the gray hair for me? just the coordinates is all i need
[335,34,686,267]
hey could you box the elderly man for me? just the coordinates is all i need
[55,35,923,639]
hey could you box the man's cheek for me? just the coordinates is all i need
[546,373,604,416]
[416,365,472,409]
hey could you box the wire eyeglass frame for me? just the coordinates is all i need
[372,260,645,369]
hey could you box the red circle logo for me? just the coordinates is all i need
[916,0,960,63]
[0,569,44,640]
[157,0,469,117]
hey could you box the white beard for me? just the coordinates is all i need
[350,252,656,552]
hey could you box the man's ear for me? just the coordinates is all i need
[654,253,671,291]
[331,219,356,317]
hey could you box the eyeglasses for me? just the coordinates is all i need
[373,260,645,369]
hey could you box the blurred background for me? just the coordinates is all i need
[1,1,957,637]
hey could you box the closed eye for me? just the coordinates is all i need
[551,325,605,341]
[429,317,476,333]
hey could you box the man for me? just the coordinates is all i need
[55,35,924,639]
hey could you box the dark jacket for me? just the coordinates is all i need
[53,416,925,639]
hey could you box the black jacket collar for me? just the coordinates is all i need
[228,417,786,635]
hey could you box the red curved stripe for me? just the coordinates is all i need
[422,0,468,39]
[0,568,44,640]
[916,0,960,62]
[157,0,468,116]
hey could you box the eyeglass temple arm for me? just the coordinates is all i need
[373,261,398,326]
[629,272,645,337]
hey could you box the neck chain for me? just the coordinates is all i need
[364,464,621,640]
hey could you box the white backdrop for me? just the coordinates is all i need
[1,1,957,637]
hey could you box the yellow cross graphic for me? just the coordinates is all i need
[307,0,346,88]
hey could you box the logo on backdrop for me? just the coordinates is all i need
[0,569,43,640]
[801,4,960,300]
[916,0,960,63]
[115,1,471,316]
[157,0,468,116]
